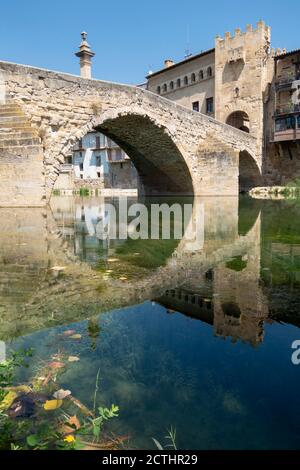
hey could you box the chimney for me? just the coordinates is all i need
[75,32,95,79]
[164,59,175,68]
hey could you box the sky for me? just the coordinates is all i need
[0,0,299,84]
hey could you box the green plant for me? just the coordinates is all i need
[0,349,33,400]
[152,426,177,450]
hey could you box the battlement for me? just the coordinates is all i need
[215,20,270,45]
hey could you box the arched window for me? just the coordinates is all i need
[191,73,196,83]
[163,83,167,93]
[184,76,188,85]
[199,70,204,80]
[157,86,161,94]
[177,78,181,88]
[170,81,174,90]
[207,66,212,77]
[226,111,250,133]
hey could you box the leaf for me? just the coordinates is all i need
[152,438,164,450]
[68,415,80,430]
[27,434,38,447]
[0,391,18,411]
[62,329,76,337]
[53,389,71,400]
[48,361,65,370]
[68,356,80,362]
[43,399,63,410]
[69,334,82,340]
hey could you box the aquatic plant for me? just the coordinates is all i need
[0,349,122,450]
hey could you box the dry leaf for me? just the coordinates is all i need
[69,334,82,340]
[53,389,71,400]
[68,356,80,362]
[43,399,63,410]
[63,329,76,337]
[68,415,80,430]
[48,361,65,370]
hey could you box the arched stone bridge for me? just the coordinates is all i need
[0,61,261,207]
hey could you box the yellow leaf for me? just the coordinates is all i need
[69,334,82,340]
[64,435,75,443]
[43,399,63,410]
[0,391,17,411]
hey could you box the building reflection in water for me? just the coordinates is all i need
[1,195,300,350]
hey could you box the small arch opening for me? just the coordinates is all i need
[226,111,250,133]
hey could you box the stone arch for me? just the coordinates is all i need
[239,150,262,193]
[50,110,195,197]
[226,110,250,133]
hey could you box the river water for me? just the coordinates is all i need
[1,195,300,449]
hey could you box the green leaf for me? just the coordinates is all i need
[27,434,38,447]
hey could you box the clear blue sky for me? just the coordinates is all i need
[0,0,299,84]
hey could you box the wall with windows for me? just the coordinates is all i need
[147,51,215,116]
[71,131,137,190]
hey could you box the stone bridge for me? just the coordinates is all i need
[0,61,261,207]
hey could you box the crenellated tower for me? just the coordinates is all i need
[215,21,272,168]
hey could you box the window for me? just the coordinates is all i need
[163,83,167,93]
[177,78,181,88]
[120,162,123,169]
[199,70,204,80]
[157,86,161,94]
[64,155,72,164]
[170,81,174,90]
[97,172,101,178]
[96,156,101,166]
[79,162,83,171]
[96,135,100,148]
[191,73,196,83]
[275,116,296,132]
[206,97,214,114]
[78,139,83,149]
[184,76,188,85]
[207,66,212,78]
[192,101,199,112]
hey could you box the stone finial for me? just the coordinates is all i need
[234,28,241,36]
[246,24,253,32]
[75,32,95,79]
[225,32,231,40]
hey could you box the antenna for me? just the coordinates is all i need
[184,24,192,58]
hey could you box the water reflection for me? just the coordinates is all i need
[2,196,300,448]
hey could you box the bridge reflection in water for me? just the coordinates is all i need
[0,195,299,349]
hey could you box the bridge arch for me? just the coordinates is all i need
[52,109,194,197]
[239,150,262,193]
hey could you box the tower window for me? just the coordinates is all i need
[207,66,212,77]
[191,73,196,83]
[199,70,204,80]
[177,78,181,88]
[157,86,161,94]
[206,97,214,114]
[170,81,174,90]
[184,76,188,85]
[192,101,199,112]
[163,83,167,93]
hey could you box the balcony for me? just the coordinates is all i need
[273,114,300,142]
[274,103,300,116]
[275,73,300,89]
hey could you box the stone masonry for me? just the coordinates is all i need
[0,61,257,206]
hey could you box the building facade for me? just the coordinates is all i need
[146,21,300,186]
[54,131,138,193]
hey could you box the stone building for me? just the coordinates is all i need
[54,130,138,193]
[146,21,300,186]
